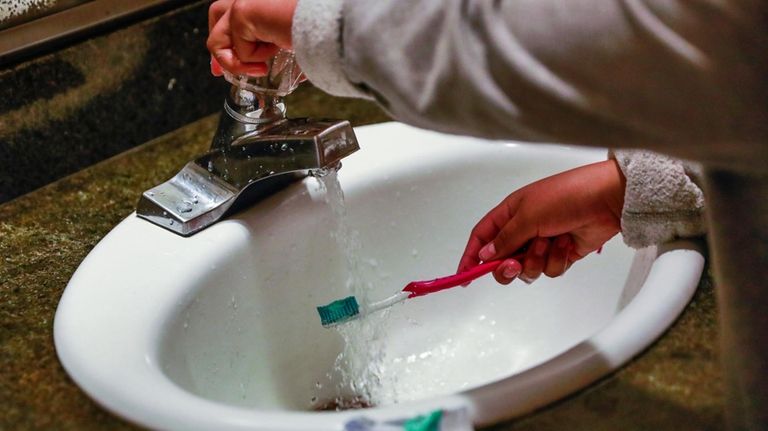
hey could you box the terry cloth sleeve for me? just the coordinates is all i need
[292,0,768,172]
[610,149,706,248]
[292,0,369,99]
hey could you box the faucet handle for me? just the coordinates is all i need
[222,49,304,96]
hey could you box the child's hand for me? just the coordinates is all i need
[457,160,626,285]
[207,0,297,76]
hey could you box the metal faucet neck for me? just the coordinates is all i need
[225,85,286,124]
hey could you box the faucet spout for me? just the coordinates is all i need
[136,117,359,236]
[136,51,360,236]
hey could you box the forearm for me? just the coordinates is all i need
[293,0,768,172]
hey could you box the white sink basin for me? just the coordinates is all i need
[54,123,704,430]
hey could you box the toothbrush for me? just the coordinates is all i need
[316,258,515,328]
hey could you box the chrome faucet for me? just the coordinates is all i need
[136,51,360,236]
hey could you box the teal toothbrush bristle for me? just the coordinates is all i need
[317,296,360,327]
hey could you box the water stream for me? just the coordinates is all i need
[314,170,396,410]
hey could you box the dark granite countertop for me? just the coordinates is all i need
[0,85,723,430]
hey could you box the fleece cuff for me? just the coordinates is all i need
[610,149,706,248]
[293,0,371,99]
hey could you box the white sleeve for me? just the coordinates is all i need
[293,0,768,172]
[611,149,706,248]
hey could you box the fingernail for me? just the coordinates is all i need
[503,266,520,279]
[534,239,548,257]
[556,235,570,249]
[519,274,535,284]
[210,56,222,76]
[479,243,495,261]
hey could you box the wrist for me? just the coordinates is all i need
[602,159,626,221]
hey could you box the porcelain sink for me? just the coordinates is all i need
[54,122,704,430]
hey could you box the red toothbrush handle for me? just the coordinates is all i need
[402,259,503,298]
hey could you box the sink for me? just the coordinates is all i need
[54,122,704,430]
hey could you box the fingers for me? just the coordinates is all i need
[209,0,234,33]
[207,0,275,77]
[228,1,281,63]
[232,39,281,65]
[210,56,223,76]
[207,8,235,70]
[207,9,269,76]
[484,235,578,286]
[517,235,572,284]
[491,258,523,285]
[478,209,534,262]
[457,193,523,274]
[544,234,572,277]
[519,237,550,284]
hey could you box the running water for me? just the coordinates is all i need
[313,170,397,409]
[316,169,369,304]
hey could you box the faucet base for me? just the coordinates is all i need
[136,118,359,236]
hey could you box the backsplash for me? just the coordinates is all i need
[0,1,226,203]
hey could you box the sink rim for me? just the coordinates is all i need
[53,122,704,430]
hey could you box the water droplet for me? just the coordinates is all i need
[281,143,289,151]
[315,381,322,389]
[148,191,155,197]
[169,219,175,225]
[177,201,193,213]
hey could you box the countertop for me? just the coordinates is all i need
[0,86,723,430]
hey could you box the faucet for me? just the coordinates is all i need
[136,51,360,236]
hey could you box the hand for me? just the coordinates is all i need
[457,160,626,285]
[207,0,298,76]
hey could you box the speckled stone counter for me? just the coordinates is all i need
[0,86,723,430]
